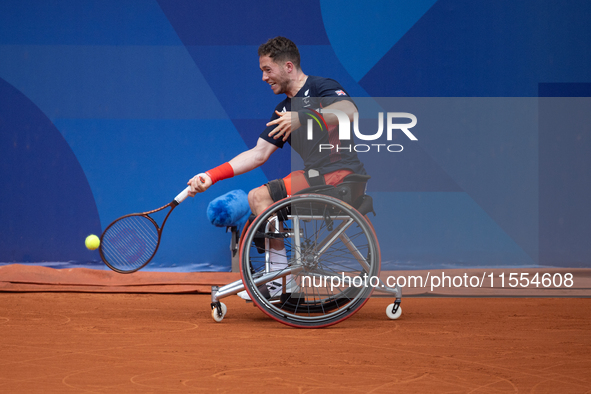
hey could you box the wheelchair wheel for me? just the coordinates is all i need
[239,194,380,328]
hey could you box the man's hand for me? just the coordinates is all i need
[266,110,301,142]
[187,173,212,196]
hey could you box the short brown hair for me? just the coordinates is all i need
[258,36,301,69]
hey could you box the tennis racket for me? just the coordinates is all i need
[99,184,195,274]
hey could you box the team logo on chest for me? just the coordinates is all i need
[303,89,311,107]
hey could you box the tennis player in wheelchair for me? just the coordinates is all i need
[187,37,398,327]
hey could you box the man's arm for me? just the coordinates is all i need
[318,99,357,125]
[229,137,278,175]
[187,138,278,196]
[266,99,357,142]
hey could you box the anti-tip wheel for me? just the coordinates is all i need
[211,302,227,323]
[386,303,402,320]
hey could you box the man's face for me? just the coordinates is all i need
[259,55,290,95]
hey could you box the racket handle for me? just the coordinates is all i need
[174,186,191,204]
[175,176,207,203]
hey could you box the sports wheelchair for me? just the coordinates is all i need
[210,174,402,328]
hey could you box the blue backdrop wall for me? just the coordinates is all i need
[1,0,590,271]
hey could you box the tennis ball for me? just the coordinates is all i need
[85,234,100,250]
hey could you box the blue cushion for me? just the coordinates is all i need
[206,189,251,229]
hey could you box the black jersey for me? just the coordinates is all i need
[259,75,367,176]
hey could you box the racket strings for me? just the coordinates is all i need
[101,215,159,271]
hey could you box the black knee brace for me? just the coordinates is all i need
[265,179,288,202]
[265,179,290,222]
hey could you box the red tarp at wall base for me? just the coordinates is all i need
[0,264,239,293]
[1,264,590,297]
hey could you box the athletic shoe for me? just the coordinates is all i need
[237,278,293,301]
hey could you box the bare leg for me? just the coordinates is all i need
[248,186,284,250]
[246,186,290,297]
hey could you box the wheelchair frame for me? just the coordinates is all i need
[210,189,402,328]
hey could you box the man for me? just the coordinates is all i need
[187,36,366,298]
[187,36,366,211]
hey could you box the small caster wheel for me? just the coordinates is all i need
[386,303,402,320]
[211,302,227,322]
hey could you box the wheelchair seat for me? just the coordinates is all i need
[294,173,375,216]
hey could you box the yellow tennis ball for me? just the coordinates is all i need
[85,234,100,250]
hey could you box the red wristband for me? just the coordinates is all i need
[205,162,234,184]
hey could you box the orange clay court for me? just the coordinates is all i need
[1,266,590,393]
